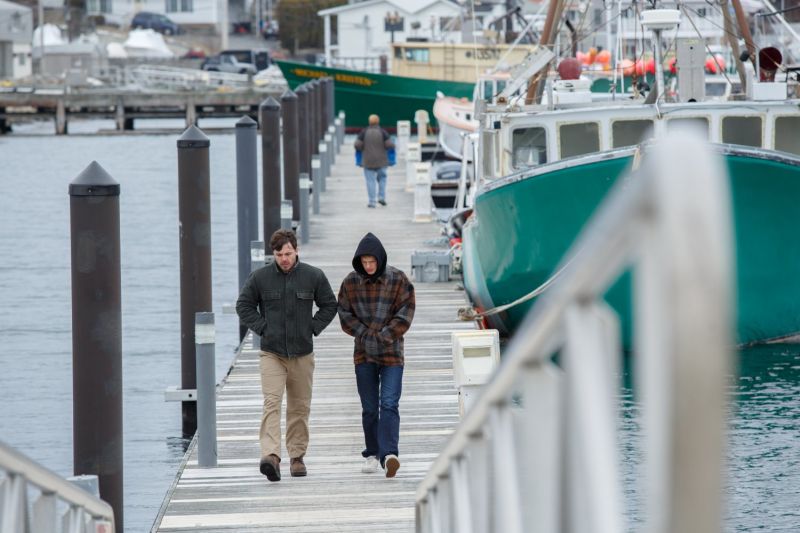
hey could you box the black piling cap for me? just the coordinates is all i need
[236,115,258,128]
[260,96,281,111]
[295,84,308,95]
[177,125,210,149]
[69,161,120,197]
[281,89,297,101]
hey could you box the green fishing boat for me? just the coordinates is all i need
[463,101,800,346]
[275,60,474,130]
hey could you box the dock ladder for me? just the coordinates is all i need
[416,132,735,532]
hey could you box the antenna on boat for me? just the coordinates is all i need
[640,8,681,103]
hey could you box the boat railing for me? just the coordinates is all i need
[416,131,734,532]
[125,65,253,90]
[0,440,115,532]
[327,56,382,73]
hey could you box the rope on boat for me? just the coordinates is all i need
[458,256,576,321]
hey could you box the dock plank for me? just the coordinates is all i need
[152,143,470,531]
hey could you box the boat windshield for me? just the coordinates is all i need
[775,116,800,155]
[512,127,548,168]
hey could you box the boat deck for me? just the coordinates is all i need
[151,144,474,532]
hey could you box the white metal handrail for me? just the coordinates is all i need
[0,440,115,532]
[416,131,734,532]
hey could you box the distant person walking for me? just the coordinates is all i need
[236,229,337,482]
[337,233,415,477]
[355,114,394,208]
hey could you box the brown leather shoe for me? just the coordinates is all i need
[290,456,307,477]
[259,454,281,482]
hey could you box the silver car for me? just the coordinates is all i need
[201,55,257,75]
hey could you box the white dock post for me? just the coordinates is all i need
[413,162,433,222]
[195,312,217,468]
[397,120,411,158]
[406,142,421,192]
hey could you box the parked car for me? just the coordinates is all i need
[131,12,182,35]
[201,54,258,75]
[220,49,270,72]
[261,20,279,40]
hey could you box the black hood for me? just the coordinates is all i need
[352,232,387,280]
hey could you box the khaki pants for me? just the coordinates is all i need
[259,351,315,460]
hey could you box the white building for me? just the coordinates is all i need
[318,0,463,66]
[0,0,32,79]
[86,0,231,29]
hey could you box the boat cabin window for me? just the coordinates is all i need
[612,119,654,148]
[666,117,710,136]
[512,127,548,168]
[404,48,430,63]
[722,116,762,147]
[774,116,800,156]
[559,122,600,158]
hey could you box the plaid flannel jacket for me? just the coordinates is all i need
[337,266,416,366]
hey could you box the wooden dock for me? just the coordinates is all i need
[151,144,474,532]
[0,87,282,134]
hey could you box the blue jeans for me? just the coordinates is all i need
[354,362,403,464]
[363,167,387,206]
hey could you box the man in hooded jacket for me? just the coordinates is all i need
[337,232,416,477]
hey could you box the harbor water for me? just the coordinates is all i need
[1,120,799,531]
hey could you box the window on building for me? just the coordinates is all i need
[667,117,710,136]
[775,116,800,155]
[722,116,762,147]
[88,0,112,13]
[612,119,654,148]
[394,46,402,59]
[166,0,192,13]
[559,122,600,158]
[512,127,548,168]
[404,48,429,62]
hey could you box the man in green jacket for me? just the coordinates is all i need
[236,229,337,482]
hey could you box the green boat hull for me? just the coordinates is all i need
[275,60,474,130]
[463,147,800,346]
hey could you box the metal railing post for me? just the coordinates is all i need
[337,110,346,146]
[280,200,293,230]
[299,173,310,244]
[312,157,321,215]
[68,161,123,531]
[195,312,217,468]
[319,140,329,191]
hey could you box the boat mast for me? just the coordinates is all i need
[730,0,757,69]
[720,0,749,90]
[525,0,564,104]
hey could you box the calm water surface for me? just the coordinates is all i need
[1,120,799,531]
[1,119,245,531]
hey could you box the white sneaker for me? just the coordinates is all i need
[384,454,400,478]
[361,456,379,473]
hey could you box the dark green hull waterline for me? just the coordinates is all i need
[462,148,800,346]
[275,60,475,130]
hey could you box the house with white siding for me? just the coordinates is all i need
[0,0,32,79]
[86,0,234,29]
[318,0,465,66]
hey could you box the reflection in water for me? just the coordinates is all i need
[619,346,800,530]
